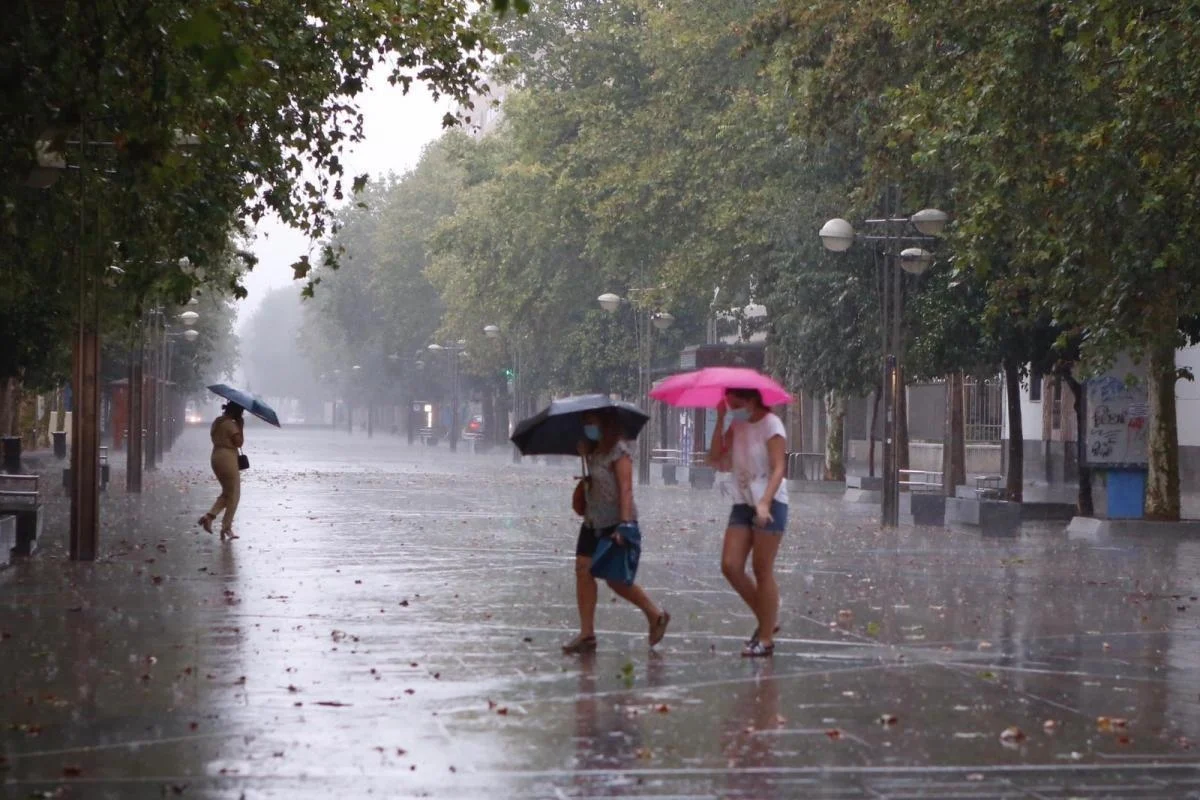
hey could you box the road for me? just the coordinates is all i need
[2,426,1200,798]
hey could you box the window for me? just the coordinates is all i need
[1030,370,1043,402]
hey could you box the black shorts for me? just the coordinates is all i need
[575,523,617,558]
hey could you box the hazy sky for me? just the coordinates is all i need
[237,74,453,331]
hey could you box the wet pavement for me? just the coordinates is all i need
[3,426,1200,798]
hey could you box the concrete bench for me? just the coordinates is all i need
[844,474,882,504]
[0,475,42,556]
[63,446,110,492]
[947,483,1021,536]
[0,515,15,567]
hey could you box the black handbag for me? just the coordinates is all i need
[237,451,249,471]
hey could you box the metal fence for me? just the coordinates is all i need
[964,375,1004,442]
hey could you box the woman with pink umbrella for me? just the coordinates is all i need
[651,368,790,657]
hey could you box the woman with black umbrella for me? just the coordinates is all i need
[563,408,670,654]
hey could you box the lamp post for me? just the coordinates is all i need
[820,199,946,528]
[428,340,467,452]
[597,292,675,485]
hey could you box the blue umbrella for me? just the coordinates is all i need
[510,394,648,456]
[207,384,281,427]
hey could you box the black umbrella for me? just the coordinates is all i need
[510,394,650,456]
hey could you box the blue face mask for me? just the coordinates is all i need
[583,424,602,442]
[729,408,751,423]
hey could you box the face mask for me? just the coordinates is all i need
[583,424,601,441]
[729,408,751,423]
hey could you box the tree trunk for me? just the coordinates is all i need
[824,392,846,481]
[1003,360,1024,502]
[9,379,24,440]
[868,382,881,478]
[942,372,966,496]
[1062,371,1093,517]
[896,368,910,474]
[1145,340,1181,520]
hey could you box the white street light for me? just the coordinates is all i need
[652,312,675,331]
[597,292,623,313]
[911,208,949,236]
[484,325,501,339]
[819,218,855,252]
[182,329,200,342]
[178,310,200,326]
[352,364,361,371]
[899,247,934,275]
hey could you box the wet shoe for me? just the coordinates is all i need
[649,611,670,647]
[198,515,214,534]
[745,624,782,648]
[220,529,239,541]
[741,641,774,658]
[562,634,597,654]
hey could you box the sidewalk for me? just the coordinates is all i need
[3,428,1200,798]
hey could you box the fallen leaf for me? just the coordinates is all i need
[1000,726,1026,743]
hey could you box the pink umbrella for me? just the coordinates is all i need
[650,367,792,408]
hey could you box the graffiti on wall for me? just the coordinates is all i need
[1085,373,1149,467]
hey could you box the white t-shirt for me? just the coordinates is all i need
[730,412,788,506]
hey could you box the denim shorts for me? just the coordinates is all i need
[728,500,788,534]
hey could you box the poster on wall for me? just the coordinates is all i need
[1084,364,1149,468]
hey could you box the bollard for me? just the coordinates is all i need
[1,437,20,473]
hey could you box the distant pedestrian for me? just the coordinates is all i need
[708,388,788,657]
[198,402,245,541]
[562,409,670,654]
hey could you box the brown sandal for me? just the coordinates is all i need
[562,634,597,654]
[198,515,214,534]
[649,611,671,647]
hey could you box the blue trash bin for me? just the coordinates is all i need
[1105,469,1146,520]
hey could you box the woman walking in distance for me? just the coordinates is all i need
[198,402,244,541]
[562,408,670,654]
[708,388,788,657]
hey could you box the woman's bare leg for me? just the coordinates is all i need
[575,556,597,637]
[750,531,783,647]
[721,526,758,611]
[606,581,661,621]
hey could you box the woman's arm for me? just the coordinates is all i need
[230,420,245,449]
[755,434,787,522]
[706,404,733,470]
[614,454,635,522]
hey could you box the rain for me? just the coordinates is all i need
[6,1,1200,798]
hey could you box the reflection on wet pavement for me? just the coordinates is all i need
[3,428,1200,798]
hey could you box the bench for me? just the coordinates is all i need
[971,474,1005,500]
[0,475,42,556]
[899,469,944,493]
[62,446,110,492]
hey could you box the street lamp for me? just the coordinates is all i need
[821,200,946,528]
[597,291,675,485]
[427,341,467,452]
